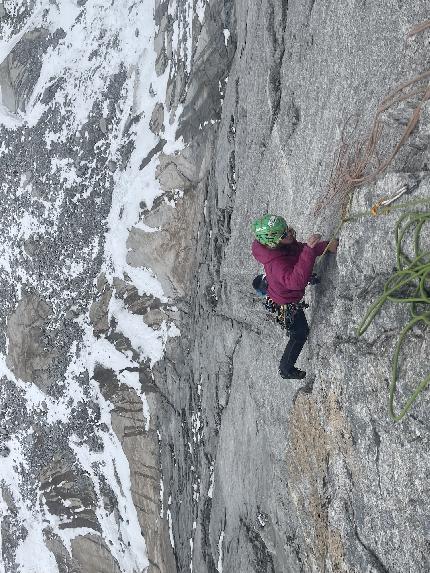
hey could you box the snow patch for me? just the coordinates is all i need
[217,530,225,573]
[196,0,207,23]
[167,496,175,549]
[109,296,178,366]
[208,465,215,498]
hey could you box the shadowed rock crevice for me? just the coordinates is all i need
[353,523,390,573]
[266,0,288,130]
[140,138,167,170]
[176,0,237,141]
[240,518,276,573]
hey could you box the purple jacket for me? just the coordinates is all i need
[252,239,328,304]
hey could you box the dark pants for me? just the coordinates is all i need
[279,309,309,374]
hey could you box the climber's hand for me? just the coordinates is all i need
[327,239,339,253]
[307,234,321,248]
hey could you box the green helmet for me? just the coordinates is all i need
[251,214,288,247]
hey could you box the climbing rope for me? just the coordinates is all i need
[356,203,430,422]
[313,22,430,421]
[315,191,430,421]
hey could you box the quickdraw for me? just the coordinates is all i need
[370,180,418,216]
[264,298,309,331]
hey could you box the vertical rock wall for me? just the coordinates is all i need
[154,0,430,572]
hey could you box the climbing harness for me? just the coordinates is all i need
[251,274,309,331]
[252,273,319,298]
[264,298,309,331]
[252,273,317,331]
[357,205,430,422]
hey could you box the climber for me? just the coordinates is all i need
[251,214,338,380]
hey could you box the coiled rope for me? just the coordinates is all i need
[356,202,430,422]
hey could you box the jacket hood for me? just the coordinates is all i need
[252,240,294,264]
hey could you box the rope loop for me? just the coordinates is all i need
[356,203,430,421]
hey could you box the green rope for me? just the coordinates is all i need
[356,205,430,422]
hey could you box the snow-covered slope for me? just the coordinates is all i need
[0,0,195,570]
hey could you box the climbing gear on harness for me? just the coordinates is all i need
[357,205,430,422]
[251,214,288,247]
[279,366,306,380]
[265,298,309,331]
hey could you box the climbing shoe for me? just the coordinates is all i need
[279,367,306,380]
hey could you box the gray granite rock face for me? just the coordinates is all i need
[152,1,430,572]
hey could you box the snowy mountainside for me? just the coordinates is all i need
[0,0,200,570]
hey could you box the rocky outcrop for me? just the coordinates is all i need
[6,293,57,390]
[93,364,176,573]
[0,27,50,114]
